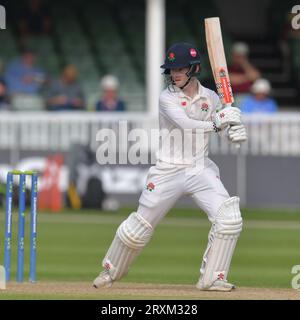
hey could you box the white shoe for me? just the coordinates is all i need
[93,270,113,288]
[196,279,235,292]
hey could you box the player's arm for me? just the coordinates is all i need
[160,94,241,133]
[160,97,215,132]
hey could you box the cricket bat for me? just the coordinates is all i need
[205,17,240,147]
[205,17,233,106]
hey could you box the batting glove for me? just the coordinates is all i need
[214,106,242,130]
[227,124,247,143]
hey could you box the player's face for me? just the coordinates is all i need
[170,67,189,87]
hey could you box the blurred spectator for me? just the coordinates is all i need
[47,65,85,111]
[18,0,52,38]
[96,75,126,112]
[4,48,46,110]
[228,42,261,106]
[4,48,46,95]
[0,78,9,110]
[240,79,278,113]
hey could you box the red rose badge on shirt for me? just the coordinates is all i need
[201,103,209,112]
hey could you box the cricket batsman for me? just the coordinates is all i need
[93,43,247,291]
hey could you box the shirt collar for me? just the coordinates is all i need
[172,80,209,101]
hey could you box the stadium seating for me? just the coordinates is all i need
[0,0,232,111]
[4,0,298,110]
[0,30,18,62]
[291,38,300,89]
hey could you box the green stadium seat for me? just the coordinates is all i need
[0,29,19,62]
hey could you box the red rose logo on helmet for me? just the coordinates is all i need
[201,103,209,111]
[146,182,155,192]
[181,101,187,107]
[168,52,176,62]
[190,48,197,57]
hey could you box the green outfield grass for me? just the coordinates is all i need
[0,207,300,299]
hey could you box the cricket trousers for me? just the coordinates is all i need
[137,158,230,228]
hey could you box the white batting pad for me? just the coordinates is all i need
[199,197,242,288]
[102,212,153,281]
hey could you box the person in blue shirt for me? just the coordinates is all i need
[240,78,278,113]
[4,48,46,95]
[96,75,126,112]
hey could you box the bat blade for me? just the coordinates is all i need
[205,17,241,148]
[205,17,234,106]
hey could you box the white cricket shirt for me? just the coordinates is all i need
[157,80,221,165]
